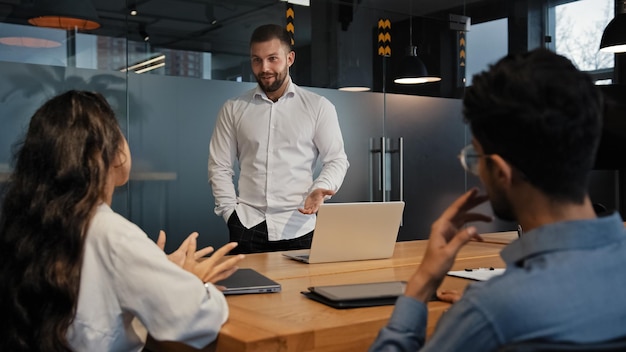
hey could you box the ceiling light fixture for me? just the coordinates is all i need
[205,4,218,25]
[0,36,61,48]
[139,27,150,42]
[130,5,138,16]
[0,23,63,48]
[135,62,165,74]
[120,54,165,73]
[279,0,310,6]
[28,0,100,30]
[338,66,371,92]
[393,2,441,84]
[600,0,626,53]
[338,26,371,92]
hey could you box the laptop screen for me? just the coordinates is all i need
[284,201,405,264]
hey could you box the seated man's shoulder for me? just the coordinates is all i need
[460,267,549,318]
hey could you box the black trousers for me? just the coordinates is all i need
[227,211,313,254]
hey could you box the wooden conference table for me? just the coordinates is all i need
[149,231,517,352]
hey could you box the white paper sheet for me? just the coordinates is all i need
[447,268,505,281]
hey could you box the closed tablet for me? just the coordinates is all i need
[308,281,406,301]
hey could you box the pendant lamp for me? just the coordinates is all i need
[338,65,371,91]
[28,0,100,31]
[394,45,441,84]
[339,28,371,91]
[600,3,626,53]
[393,2,440,84]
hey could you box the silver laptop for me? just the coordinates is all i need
[214,268,281,295]
[283,201,405,264]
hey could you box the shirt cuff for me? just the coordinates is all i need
[387,296,428,337]
[310,182,332,193]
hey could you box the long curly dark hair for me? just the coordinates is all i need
[0,90,124,351]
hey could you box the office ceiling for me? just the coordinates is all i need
[0,0,477,56]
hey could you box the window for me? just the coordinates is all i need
[555,0,613,81]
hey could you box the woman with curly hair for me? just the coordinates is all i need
[0,90,244,351]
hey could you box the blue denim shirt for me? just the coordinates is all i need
[369,213,626,352]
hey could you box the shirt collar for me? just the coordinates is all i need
[253,76,296,102]
[501,212,625,266]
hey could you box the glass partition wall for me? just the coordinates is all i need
[0,0,619,249]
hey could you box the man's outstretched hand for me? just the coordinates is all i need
[298,188,336,214]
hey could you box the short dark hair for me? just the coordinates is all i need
[249,23,292,50]
[463,48,603,203]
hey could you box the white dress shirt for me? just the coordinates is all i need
[209,78,349,241]
[67,204,228,351]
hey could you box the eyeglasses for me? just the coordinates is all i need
[458,144,487,175]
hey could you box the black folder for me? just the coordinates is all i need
[301,281,407,309]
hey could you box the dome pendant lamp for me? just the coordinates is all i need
[600,0,626,53]
[394,2,440,84]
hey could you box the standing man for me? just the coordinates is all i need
[369,49,626,351]
[209,24,349,254]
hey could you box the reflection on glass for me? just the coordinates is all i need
[0,23,67,66]
[0,23,218,79]
[465,18,508,86]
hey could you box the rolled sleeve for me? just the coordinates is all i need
[369,296,428,352]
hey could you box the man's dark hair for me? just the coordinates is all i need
[463,48,603,203]
[249,23,293,50]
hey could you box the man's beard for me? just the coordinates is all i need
[256,68,288,93]
[488,184,517,222]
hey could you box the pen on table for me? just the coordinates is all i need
[464,267,495,272]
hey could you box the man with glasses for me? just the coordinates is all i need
[369,48,626,351]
